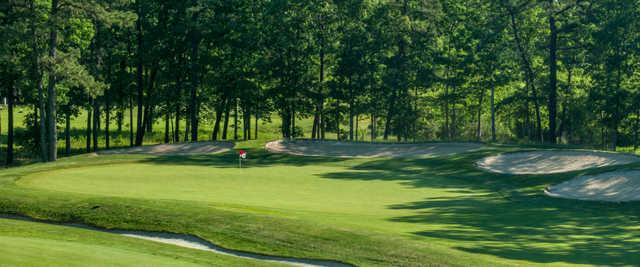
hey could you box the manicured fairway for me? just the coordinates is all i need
[0,218,277,267]
[6,149,640,266]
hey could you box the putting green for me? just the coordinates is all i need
[11,152,640,266]
[17,161,482,233]
[0,218,275,267]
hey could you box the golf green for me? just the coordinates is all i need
[17,160,483,233]
[7,151,640,266]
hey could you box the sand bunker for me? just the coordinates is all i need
[545,170,640,202]
[477,150,640,175]
[266,140,484,158]
[99,141,234,155]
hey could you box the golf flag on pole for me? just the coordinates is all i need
[238,150,247,168]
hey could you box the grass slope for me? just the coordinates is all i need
[0,218,279,267]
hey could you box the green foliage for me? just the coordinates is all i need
[1,0,640,159]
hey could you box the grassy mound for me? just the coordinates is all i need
[0,218,276,267]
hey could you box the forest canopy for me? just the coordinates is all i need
[1,0,639,163]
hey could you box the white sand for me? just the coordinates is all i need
[476,150,640,175]
[545,170,640,202]
[116,231,349,267]
[99,141,234,155]
[266,140,484,158]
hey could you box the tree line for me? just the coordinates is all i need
[1,0,639,164]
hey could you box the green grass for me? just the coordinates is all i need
[2,106,640,266]
[3,145,640,266]
[0,217,280,267]
[16,157,481,233]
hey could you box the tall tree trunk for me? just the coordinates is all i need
[611,64,623,151]
[384,92,397,141]
[93,99,99,152]
[30,0,47,161]
[491,83,496,142]
[291,103,296,138]
[46,0,59,161]
[86,103,92,153]
[451,94,457,140]
[117,110,123,133]
[173,72,183,143]
[254,112,259,140]
[634,108,639,151]
[105,98,110,149]
[383,0,408,141]
[212,97,225,141]
[355,114,359,141]
[65,112,71,155]
[320,100,325,140]
[0,97,1,159]
[189,17,200,142]
[222,100,230,140]
[174,105,181,143]
[164,106,170,143]
[246,107,251,140]
[142,68,157,134]
[117,60,126,133]
[335,99,340,140]
[234,98,239,140]
[349,81,354,141]
[184,117,190,142]
[129,93,134,147]
[476,88,486,141]
[371,113,376,142]
[134,1,145,146]
[559,66,572,143]
[316,19,326,141]
[611,127,618,151]
[6,81,15,165]
[508,7,543,143]
[548,10,558,144]
[312,112,318,140]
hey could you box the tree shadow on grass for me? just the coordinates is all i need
[318,150,640,266]
[389,195,640,266]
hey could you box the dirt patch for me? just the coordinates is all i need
[99,142,234,155]
[545,170,640,202]
[265,140,484,158]
[476,150,640,175]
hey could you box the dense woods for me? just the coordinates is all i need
[1,0,639,164]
